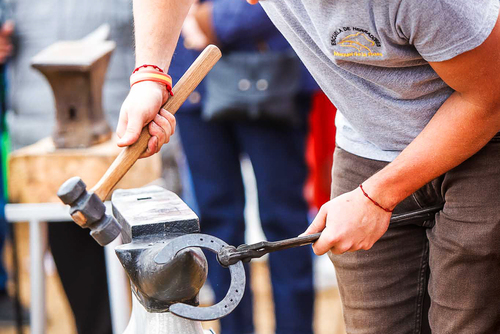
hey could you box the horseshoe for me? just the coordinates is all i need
[154,234,246,321]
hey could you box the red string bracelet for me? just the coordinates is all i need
[132,64,164,74]
[359,184,393,213]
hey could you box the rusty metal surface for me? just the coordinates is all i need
[30,31,115,148]
[8,3,135,150]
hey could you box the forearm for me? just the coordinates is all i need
[133,0,195,71]
[364,92,500,209]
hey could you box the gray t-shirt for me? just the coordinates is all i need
[260,0,500,161]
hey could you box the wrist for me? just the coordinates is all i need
[130,81,169,103]
[360,175,405,212]
[130,67,173,96]
[133,64,166,74]
[359,184,394,213]
[134,58,170,73]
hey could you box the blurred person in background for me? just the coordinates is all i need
[165,1,316,333]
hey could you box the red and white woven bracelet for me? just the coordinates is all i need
[130,69,174,96]
[132,64,164,74]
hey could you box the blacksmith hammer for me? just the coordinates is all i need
[57,45,222,246]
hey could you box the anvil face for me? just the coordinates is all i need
[112,186,200,244]
[112,186,207,313]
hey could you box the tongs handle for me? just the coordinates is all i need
[219,204,443,266]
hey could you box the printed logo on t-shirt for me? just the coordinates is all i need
[331,27,383,58]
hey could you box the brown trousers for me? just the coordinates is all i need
[329,133,500,334]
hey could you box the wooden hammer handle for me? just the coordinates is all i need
[91,45,222,200]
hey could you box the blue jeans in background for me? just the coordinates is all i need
[177,97,314,334]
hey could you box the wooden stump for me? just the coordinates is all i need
[8,136,161,203]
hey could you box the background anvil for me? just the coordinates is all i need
[31,26,115,148]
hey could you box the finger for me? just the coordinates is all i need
[303,205,328,235]
[354,240,374,252]
[140,136,158,159]
[149,135,159,154]
[329,245,347,255]
[117,112,145,147]
[311,225,339,256]
[159,109,176,135]
[148,120,166,152]
[116,109,128,138]
[312,235,332,256]
[153,114,172,144]
[329,241,353,255]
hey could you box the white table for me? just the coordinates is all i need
[5,202,131,334]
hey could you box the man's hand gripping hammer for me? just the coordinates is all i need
[57,45,222,246]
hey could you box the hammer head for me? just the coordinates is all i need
[58,176,122,246]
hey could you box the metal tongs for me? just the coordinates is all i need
[217,204,443,266]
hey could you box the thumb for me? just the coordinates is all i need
[302,205,328,236]
[116,109,128,139]
[116,112,145,147]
